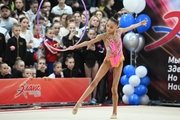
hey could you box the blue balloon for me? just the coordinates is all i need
[135,85,147,96]
[128,94,140,105]
[135,14,151,33]
[120,14,135,28]
[140,76,150,86]
[120,75,129,86]
[123,65,135,77]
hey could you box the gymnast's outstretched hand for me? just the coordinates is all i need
[140,20,148,26]
[66,46,75,51]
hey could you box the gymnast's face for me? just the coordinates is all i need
[106,21,118,34]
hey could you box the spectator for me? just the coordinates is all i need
[30,15,46,36]
[103,0,116,18]
[73,11,82,37]
[19,17,34,67]
[36,58,50,78]
[0,62,11,78]
[59,14,75,37]
[51,0,73,16]
[0,26,10,42]
[80,13,86,28]
[100,17,108,33]
[82,28,99,104]
[22,68,33,78]
[0,32,6,63]
[69,0,91,13]
[81,15,101,34]
[32,25,44,62]
[43,27,60,73]
[48,61,64,78]
[17,12,26,23]
[26,0,39,25]
[80,15,101,43]
[14,0,29,19]
[41,0,51,17]
[82,9,91,20]
[0,5,18,31]
[6,23,27,68]
[60,13,68,27]
[62,22,82,71]
[31,67,36,78]
[63,56,80,77]
[51,22,63,45]
[1,0,10,6]
[11,60,25,78]
[41,0,53,23]
[93,9,108,20]
[51,14,61,24]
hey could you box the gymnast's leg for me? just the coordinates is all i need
[111,62,123,119]
[72,60,111,114]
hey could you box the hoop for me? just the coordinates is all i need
[36,0,88,52]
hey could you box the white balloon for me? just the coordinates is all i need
[129,75,140,87]
[122,84,135,96]
[134,0,146,14]
[122,95,129,104]
[135,66,148,78]
[123,0,139,13]
[140,94,150,105]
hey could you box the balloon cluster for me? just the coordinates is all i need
[123,32,145,53]
[120,0,151,53]
[120,65,150,105]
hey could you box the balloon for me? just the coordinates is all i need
[122,95,129,104]
[10,46,15,51]
[123,32,139,52]
[123,65,135,77]
[134,0,146,14]
[129,94,140,105]
[123,0,139,13]
[120,14,135,28]
[135,85,147,96]
[135,66,148,78]
[135,33,145,53]
[122,84,135,96]
[120,75,129,86]
[135,14,151,33]
[140,94,150,105]
[129,75,140,87]
[140,76,150,86]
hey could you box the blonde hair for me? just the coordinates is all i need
[12,22,21,30]
[88,15,101,33]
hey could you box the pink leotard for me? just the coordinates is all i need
[104,31,124,67]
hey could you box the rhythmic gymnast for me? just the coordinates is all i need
[67,17,147,119]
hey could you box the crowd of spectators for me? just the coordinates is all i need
[0,0,129,104]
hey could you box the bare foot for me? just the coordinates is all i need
[72,104,81,115]
[110,114,117,119]
[72,107,78,115]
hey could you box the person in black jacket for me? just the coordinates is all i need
[0,32,6,63]
[66,0,91,13]
[6,23,27,68]
[82,28,100,104]
[63,56,80,77]
[11,60,25,78]
[36,58,50,78]
[62,22,82,72]
[0,62,11,78]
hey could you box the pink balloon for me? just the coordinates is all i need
[10,46,15,51]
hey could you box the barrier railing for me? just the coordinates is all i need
[0,78,91,108]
